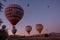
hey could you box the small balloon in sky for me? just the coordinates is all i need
[36,24,43,34]
[27,3,30,7]
[2,25,6,29]
[0,2,4,11]
[48,5,50,8]
[0,19,3,24]
[12,26,17,35]
[25,25,32,34]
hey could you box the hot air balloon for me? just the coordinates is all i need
[5,4,24,27]
[0,19,3,26]
[25,25,32,34]
[27,3,30,7]
[36,24,43,34]
[0,2,4,11]
[12,26,17,35]
[48,5,50,8]
[47,0,53,8]
[2,25,6,30]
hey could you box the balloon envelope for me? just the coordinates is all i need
[36,24,43,33]
[12,28,17,35]
[5,4,24,25]
[0,19,3,23]
[2,25,6,29]
[25,25,32,34]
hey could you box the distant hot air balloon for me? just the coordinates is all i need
[0,19,3,25]
[27,3,30,7]
[47,0,53,8]
[12,28,17,35]
[36,24,43,33]
[2,25,6,29]
[5,4,24,26]
[0,2,4,11]
[48,5,50,8]
[25,25,32,34]
[12,26,17,35]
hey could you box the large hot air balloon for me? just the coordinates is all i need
[36,24,43,33]
[5,4,24,26]
[25,25,32,34]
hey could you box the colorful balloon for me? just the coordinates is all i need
[36,24,43,33]
[5,4,24,25]
[25,25,32,34]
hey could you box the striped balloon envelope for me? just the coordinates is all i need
[5,4,24,25]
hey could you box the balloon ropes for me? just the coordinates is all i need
[5,4,24,31]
